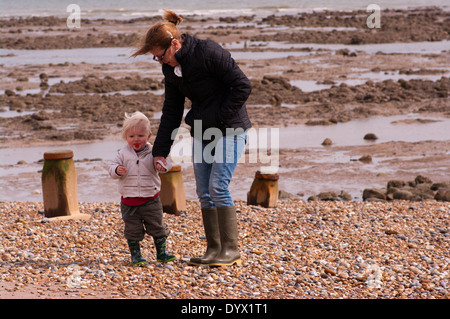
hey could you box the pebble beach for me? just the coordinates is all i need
[0,199,448,299]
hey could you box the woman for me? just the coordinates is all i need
[131,10,252,266]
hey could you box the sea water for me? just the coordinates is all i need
[1,0,448,19]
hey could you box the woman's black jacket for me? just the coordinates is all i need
[152,34,252,158]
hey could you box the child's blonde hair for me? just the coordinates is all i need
[122,111,151,140]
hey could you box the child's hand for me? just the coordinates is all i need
[154,156,167,172]
[116,165,127,176]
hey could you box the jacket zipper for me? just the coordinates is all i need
[136,155,140,196]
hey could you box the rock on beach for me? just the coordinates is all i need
[363,175,450,202]
[0,200,448,299]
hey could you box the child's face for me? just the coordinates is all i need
[126,125,151,151]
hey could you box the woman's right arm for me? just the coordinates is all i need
[152,79,185,158]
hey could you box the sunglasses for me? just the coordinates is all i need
[153,45,169,62]
[153,31,174,62]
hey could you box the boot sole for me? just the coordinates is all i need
[187,260,212,266]
[209,259,242,267]
[158,257,176,263]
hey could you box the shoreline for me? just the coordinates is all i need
[1,7,450,50]
[2,3,449,20]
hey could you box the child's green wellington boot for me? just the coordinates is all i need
[154,236,176,263]
[127,239,148,266]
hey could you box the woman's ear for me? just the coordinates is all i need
[172,38,182,50]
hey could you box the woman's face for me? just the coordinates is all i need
[151,39,181,67]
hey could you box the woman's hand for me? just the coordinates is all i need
[154,156,168,172]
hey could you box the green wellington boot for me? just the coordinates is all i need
[154,236,176,263]
[188,208,221,266]
[209,206,241,267]
[127,239,148,266]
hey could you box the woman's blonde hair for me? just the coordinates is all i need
[130,9,183,57]
[122,111,151,140]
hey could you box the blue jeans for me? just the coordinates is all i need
[192,131,247,209]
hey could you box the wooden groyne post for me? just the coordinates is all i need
[247,170,279,208]
[41,150,89,221]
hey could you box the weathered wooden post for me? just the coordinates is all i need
[41,150,89,220]
[159,164,186,215]
[247,170,279,208]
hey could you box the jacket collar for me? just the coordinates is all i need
[174,34,198,66]
[126,143,152,157]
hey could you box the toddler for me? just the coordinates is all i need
[109,111,175,265]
